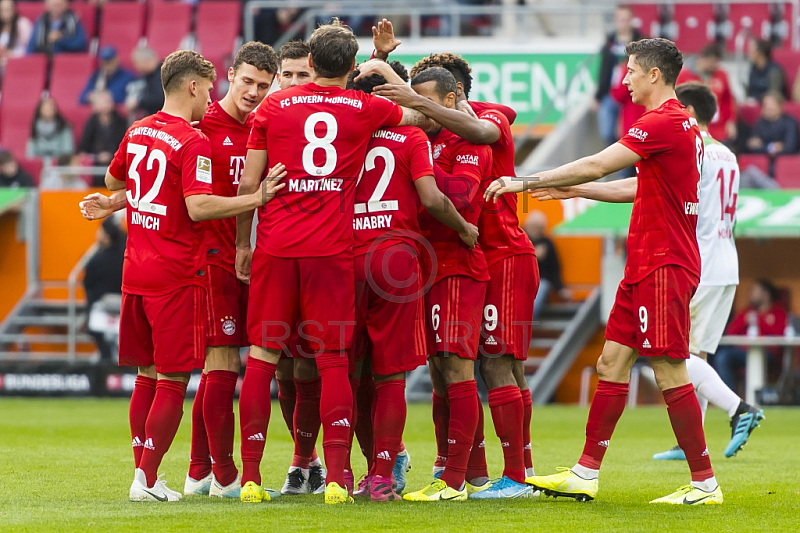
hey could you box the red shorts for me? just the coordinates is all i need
[206,264,248,347]
[247,247,354,354]
[352,243,427,375]
[425,275,488,360]
[605,265,698,359]
[280,324,314,360]
[119,286,207,373]
[479,254,539,360]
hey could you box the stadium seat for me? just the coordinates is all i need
[774,154,800,187]
[16,2,45,26]
[72,1,97,41]
[739,102,762,126]
[773,48,800,90]
[725,3,774,51]
[0,55,48,158]
[99,2,146,70]
[737,153,770,175]
[145,1,193,60]
[630,4,662,38]
[17,157,44,186]
[50,54,96,109]
[196,1,242,100]
[783,101,800,124]
[669,4,720,54]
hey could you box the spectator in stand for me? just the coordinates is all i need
[26,96,74,159]
[254,6,306,45]
[0,0,33,68]
[0,149,34,187]
[83,216,125,362]
[79,46,135,105]
[593,4,644,146]
[746,38,786,103]
[740,91,799,188]
[523,210,571,320]
[713,279,788,392]
[77,90,127,172]
[124,46,163,118]
[40,153,85,190]
[26,0,87,54]
[677,43,737,143]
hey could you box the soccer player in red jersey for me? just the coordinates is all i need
[181,42,280,500]
[382,67,491,502]
[346,63,479,501]
[270,40,329,497]
[486,38,722,505]
[233,19,430,505]
[362,51,539,499]
[102,50,286,501]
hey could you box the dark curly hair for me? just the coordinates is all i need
[625,38,683,87]
[233,41,279,75]
[279,40,310,62]
[347,60,409,93]
[410,52,472,98]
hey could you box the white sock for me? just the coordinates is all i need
[697,392,709,426]
[397,449,407,457]
[691,476,718,492]
[571,464,599,480]
[526,467,535,478]
[309,457,323,468]
[686,354,741,417]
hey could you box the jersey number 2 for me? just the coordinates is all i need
[126,142,167,216]
[355,147,398,214]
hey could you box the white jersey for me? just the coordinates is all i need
[697,131,739,286]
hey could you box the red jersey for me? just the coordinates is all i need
[469,100,517,125]
[420,128,491,283]
[677,67,736,141]
[247,82,403,258]
[618,99,702,283]
[470,103,535,266]
[353,126,433,256]
[109,111,213,296]
[199,101,252,274]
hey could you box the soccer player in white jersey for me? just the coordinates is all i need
[530,82,764,461]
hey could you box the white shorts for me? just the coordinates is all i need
[689,284,737,355]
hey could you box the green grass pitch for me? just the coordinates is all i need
[1,398,798,532]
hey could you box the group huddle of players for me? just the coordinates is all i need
[80,16,758,506]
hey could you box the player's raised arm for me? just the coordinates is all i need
[415,175,479,248]
[371,18,401,61]
[484,142,641,200]
[531,177,638,203]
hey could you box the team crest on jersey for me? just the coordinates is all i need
[196,156,212,183]
[221,316,236,336]
[433,143,444,159]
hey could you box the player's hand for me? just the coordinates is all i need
[257,163,287,205]
[353,59,391,82]
[79,192,113,220]
[529,187,576,201]
[373,82,419,108]
[372,18,401,59]
[456,100,478,119]
[483,176,530,201]
[235,246,252,284]
[459,223,479,249]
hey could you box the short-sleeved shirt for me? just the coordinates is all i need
[198,101,252,274]
[247,82,404,258]
[471,103,535,266]
[109,111,213,296]
[618,98,702,283]
[353,126,433,256]
[697,132,739,286]
[419,128,491,284]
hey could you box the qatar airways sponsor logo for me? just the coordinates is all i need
[456,154,480,166]
[482,113,502,126]
[279,95,363,110]
[131,211,161,230]
[288,178,343,193]
[627,127,648,141]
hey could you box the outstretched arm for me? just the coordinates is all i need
[484,142,641,200]
[372,18,401,61]
[185,163,286,221]
[530,177,637,203]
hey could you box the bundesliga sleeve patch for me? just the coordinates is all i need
[196,156,212,183]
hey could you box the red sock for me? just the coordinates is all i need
[204,370,239,486]
[239,357,277,486]
[373,379,406,478]
[489,385,525,483]
[663,383,714,481]
[440,380,479,489]
[578,380,628,470]
[188,372,211,480]
[345,376,360,473]
[432,392,450,468]
[466,396,488,481]
[317,352,353,487]
[139,379,188,487]
[277,378,296,438]
[129,375,156,468]
[292,377,322,469]
[356,372,375,470]
[521,387,533,471]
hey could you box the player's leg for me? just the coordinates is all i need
[284,355,324,495]
[369,372,406,501]
[514,361,535,477]
[130,365,157,469]
[464,393,489,492]
[429,358,449,478]
[275,357,296,439]
[203,346,241,497]
[186,368,212,494]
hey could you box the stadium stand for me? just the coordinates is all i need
[0,54,48,158]
[98,1,146,70]
[774,153,800,186]
[50,53,97,145]
[726,2,775,49]
[737,153,771,175]
[631,4,662,38]
[669,3,721,54]
[739,102,763,126]
[145,0,192,60]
